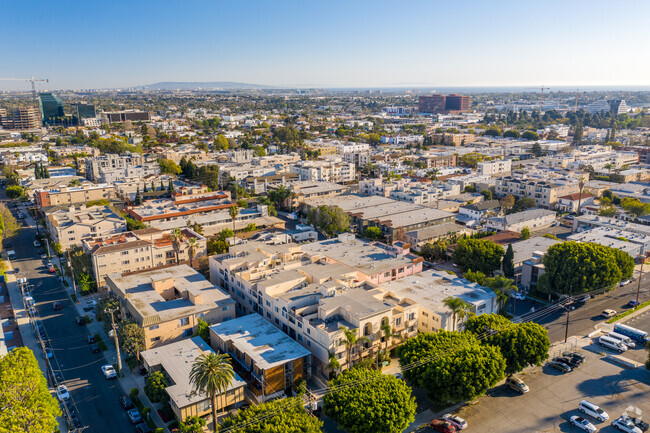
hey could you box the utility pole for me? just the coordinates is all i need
[106,308,122,374]
[564,287,573,344]
[68,250,76,298]
[635,256,646,309]
[44,237,51,258]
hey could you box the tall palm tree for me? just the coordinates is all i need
[187,237,197,268]
[443,296,466,331]
[487,275,516,312]
[228,205,239,234]
[189,352,235,433]
[328,354,341,378]
[355,336,371,364]
[455,300,474,331]
[340,326,358,369]
[170,228,183,265]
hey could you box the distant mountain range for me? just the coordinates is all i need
[142,81,276,90]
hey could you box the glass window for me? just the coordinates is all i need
[149,325,159,331]
[179,317,189,326]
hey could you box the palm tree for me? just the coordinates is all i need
[170,228,183,265]
[455,300,474,330]
[228,205,239,234]
[328,354,341,378]
[487,275,517,312]
[340,326,358,369]
[443,296,466,331]
[187,237,197,268]
[355,336,371,364]
[189,352,235,433]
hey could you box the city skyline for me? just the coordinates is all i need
[1,0,649,91]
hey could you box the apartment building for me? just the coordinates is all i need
[126,189,234,223]
[432,132,476,146]
[556,193,594,213]
[85,153,160,183]
[0,107,41,130]
[290,160,355,183]
[34,184,116,208]
[141,337,246,420]
[573,215,650,238]
[45,205,127,250]
[485,208,556,232]
[457,200,501,223]
[507,236,561,286]
[477,159,512,176]
[210,314,312,402]
[405,223,473,251]
[106,265,235,350]
[495,176,580,209]
[568,227,650,258]
[84,227,207,287]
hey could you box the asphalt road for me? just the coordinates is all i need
[5,197,134,433]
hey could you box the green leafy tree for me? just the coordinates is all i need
[442,297,471,331]
[194,318,210,343]
[144,371,169,403]
[156,158,180,175]
[522,131,540,141]
[464,269,487,286]
[179,416,206,433]
[502,244,515,278]
[452,238,505,275]
[621,198,650,218]
[397,331,506,403]
[168,179,175,195]
[220,397,322,433]
[509,198,537,214]
[531,142,544,157]
[364,226,383,240]
[520,227,531,240]
[323,368,416,433]
[420,240,447,262]
[480,189,493,200]
[539,241,632,294]
[308,205,350,238]
[213,134,229,150]
[503,129,520,139]
[118,320,145,361]
[0,347,61,433]
[465,314,550,375]
[228,205,239,233]
[486,275,516,312]
[5,185,23,199]
[0,204,21,240]
[189,352,235,433]
[499,194,515,212]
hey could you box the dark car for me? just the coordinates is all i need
[562,352,586,364]
[90,343,101,353]
[120,395,135,410]
[75,316,85,326]
[549,360,572,373]
[87,335,96,344]
[629,417,650,432]
[3,240,12,248]
[553,356,580,369]
[135,423,152,433]
[430,419,457,433]
[67,412,82,429]
[53,301,63,311]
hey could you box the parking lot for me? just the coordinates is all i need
[454,342,650,433]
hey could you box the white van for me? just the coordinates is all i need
[607,332,636,348]
[578,400,609,421]
[24,296,35,307]
[598,335,627,353]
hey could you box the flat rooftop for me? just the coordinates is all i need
[406,222,469,241]
[511,236,561,265]
[210,313,311,371]
[140,337,246,409]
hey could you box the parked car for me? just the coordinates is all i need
[612,416,643,433]
[548,360,572,373]
[53,301,63,311]
[85,300,98,308]
[441,414,467,430]
[43,347,53,359]
[101,364,117,379]
[620,280,631,287]
[90,343,101,353]
[553,356,581,369]
[505,376,529,394]
[56,385,70,401]
[562,352,586,364]
[579,400,609,422]
[135,423,152,433]
[120,395,134,410]
[569,416,597,433]
[33,240,41,247]
[577,295,591,303]
[628,300,641,308]
[602,309,617,318]
[511,292,526,300]
[48,264,56,273]
[75,316,85,326]
[87,335,96,344]
[430,419,457,433]
[621,416,650,432]
[127,408,142,424]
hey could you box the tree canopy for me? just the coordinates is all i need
[396,331,506,404]
[502,244,514,278]
[307,205,350,238]
[324,368,416,433]
[539,241,634,294]
[465,314,550,375]
[452,238,505,275]
[363,226,383,240]
[508,198,537,214]
[158,158,182,174]
[0,347,61,433]
[221,397,322,433]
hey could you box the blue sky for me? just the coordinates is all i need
[1,0,648,90]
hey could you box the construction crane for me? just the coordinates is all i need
[574,89,585,112]
[0,75,49,110]
[535,85,550,113]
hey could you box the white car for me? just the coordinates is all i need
[56,385,70,401]
[619,280,631,287]
[511,292,526,300]
[85,300,98,308]
[33,240,41,247]
[441,413,467,430]
[101,364,117,379]
[612,417,642,433]
[570,416,597,433]
[601,309,617,318]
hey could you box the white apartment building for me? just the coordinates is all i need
[85,153,160,183]
[485,208,556,232]
[337,142,370,154]
[290,160,355,183]
[46,205,127,250]
[477,159,512,176]
[496,176,580,209]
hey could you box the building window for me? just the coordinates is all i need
[222,305,231,311]
[306,340,311,347]
[363,323,372,336]
[395,317,402,327]
[149,325,159,331]
[151,336,161,342]
[179,317,190,326]
[182,329,192,337]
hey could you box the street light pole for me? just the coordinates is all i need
[635,256,645,309]
[68,250,76,299]
[107,308,122,374]
[564,286,573,344]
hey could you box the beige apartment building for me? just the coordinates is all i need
[106,265,235,350]
[46,205,127,250]
[495,176,580,209]
[35,184,116,208]
[84,227,207,287]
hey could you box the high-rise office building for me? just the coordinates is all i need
[608,100,628,115]
[39,92,64,123]
[418,94,470,114]
[0,107,42,130]
[103,110,152,123]
[74,103,96,119]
